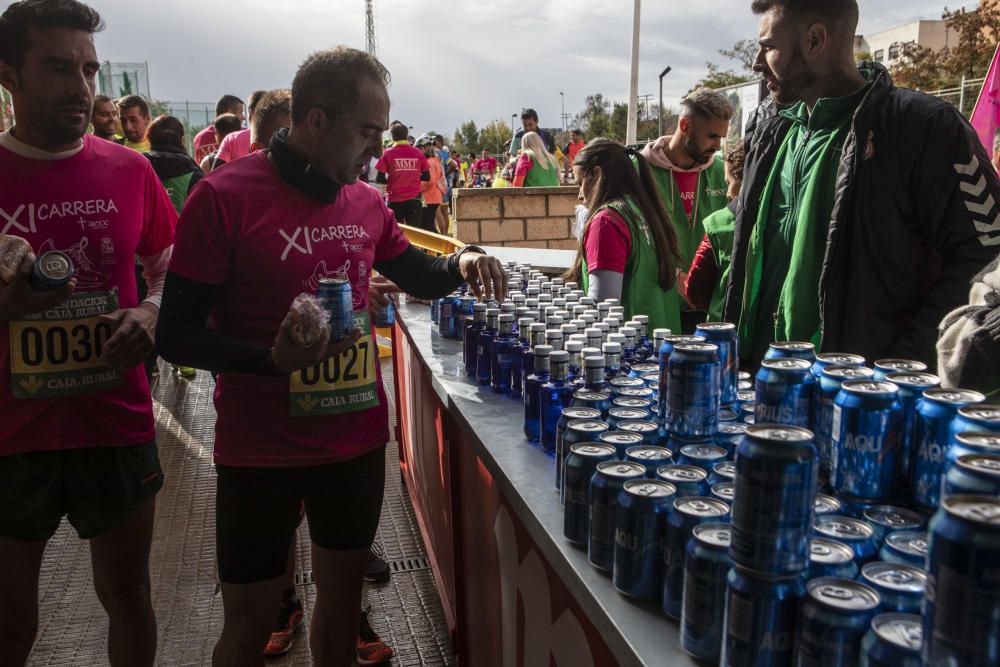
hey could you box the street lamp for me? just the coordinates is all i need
[560,91,565,132]
[658,66,672,138]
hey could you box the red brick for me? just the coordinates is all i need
[526,217,569,240]
[480,218,525,242]
[455,220,480,243]
[548,193,580,217]
[503,193,547,218]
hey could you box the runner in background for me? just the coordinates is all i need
[193,94,244,163]
[199,112,241,173]
[0,2,178,665]
[211,89,266,169]
[679,139,745,322]
[641,87,732,331]
[91,93,122,142]
[418,135,446,233]
[375,120,430,228]
[470,148,497,186]
[566,139,682,332]
[156,46,505,666]
[118,93,152,152]
[562,128,585,180]
[248,89,290,152]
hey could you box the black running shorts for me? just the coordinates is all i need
[0,441,163,542]
[215,444,386,584]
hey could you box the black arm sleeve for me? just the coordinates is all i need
[374,245,465,299]
[375,171,387,185]
[155,271,281,375]
[420,170,430,182]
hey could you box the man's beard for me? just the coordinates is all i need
[768,45,816,105]
[683,135,713,165]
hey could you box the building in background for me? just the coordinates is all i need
[855,19,954,67]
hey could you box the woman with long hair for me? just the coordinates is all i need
[565,138,683,331]
[513,131,561,187]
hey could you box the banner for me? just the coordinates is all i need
[970,42,1000,166]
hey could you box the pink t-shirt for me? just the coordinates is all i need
[673,170,698,216]
[375,144,429,203]
[193,125,218,162]
[170,152,410,467]
[215,128,251,165]
[0,134,177,455]
[584,208,631,274]
[472,157,497,176]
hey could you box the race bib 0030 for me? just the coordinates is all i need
[289,311,380,416]
[9,290,123,398]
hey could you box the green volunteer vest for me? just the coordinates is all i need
[524,154,560,187]
[702,206,736,323]
[581,197,682,333]
[162,172,195,214]
[646,156,729,271]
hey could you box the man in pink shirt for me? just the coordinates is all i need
[211,89,267,170]
[192,93,245,163]
[0,2,178,664]
[375,120,429,227]
[471,148,498,185]
[157,46,505,665]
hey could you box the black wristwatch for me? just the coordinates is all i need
[448,244,487,279]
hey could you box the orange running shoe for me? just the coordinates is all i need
[264,593,304,658]
[356,606,394,665]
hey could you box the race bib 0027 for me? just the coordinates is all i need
[9,290,123,398]
[289,311,380,416]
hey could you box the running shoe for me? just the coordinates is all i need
[264,592,304,658]
[174,365,197,379]
[364,542,391,584]
[356,606,393,666]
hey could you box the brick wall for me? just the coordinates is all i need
[453,186,581,250]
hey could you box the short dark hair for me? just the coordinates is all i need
[389,121,408,141]
[290,46,390,124]
[751,0,859,33]
[251,88,291,145]
[118,94,150,118]
[147,114,186,153]
[93,93,114,107]
[571,128,582,135]
[213,112,242,138]
[247,90,267,114]
[521,108,538,121]
[215,94,243,116]
[0,0,104,70]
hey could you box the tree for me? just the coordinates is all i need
[718,38,758,74]
[572,93,612,139]
[855,50,873,63]
[479,119,513,155]
[891,42,950,92]
[609,102,629,142]
[690,62,754,92]
[942,4,1000,80]
[451,120,480,154]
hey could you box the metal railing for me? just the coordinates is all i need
[398,224,463,255]
[925,76,987,117]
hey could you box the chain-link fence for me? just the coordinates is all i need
[97,61,151,100]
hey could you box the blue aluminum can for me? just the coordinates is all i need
[371,300,395,327]
[860,561,926,614]
[656,464,711,498]
[886,371,942,496]
[617,419,661,446]
[872,358,927,382]
[715,422,748,458]
[814,366,875,479]
[861,505,926,547]
[811,352,866,381]
[681,523,732,663]
[709,460,736,485]
[721,566,805,667]
[695,322,739,407]
[562,443,617,545]
[597,431,644,460]
[317,277,354,340]
[437,293,461,338]
[833,493,886,520]
[614,386,654,402]
[794,577,881,666]
[657,335,706,415]
[736,389,756,407]
[608,376,645,396]
[740,402,756,425]
[731,424,818,575]
[711,481,735,503]
[764,340,816,362]
[588,461,646,572]
[947,431,1000,471]
[949,405,1000,445]
[815,493,844,516]
[944,454,1000,496]
[830,380,903,501]
[662,496,730,619]
[624,445,672,477]
[719,407,739,423]
[664,343,721,440]
[755,358,815,428]
[912,388,986,511]
[570,389,613,418]
[555,411,603,491]
[809,537,859,580]
[613,479,676,599]
[628,362,659,378]
[430,296,441,323]
[814,515,879,564]
[923,495,1000,667]
[606,407,651,430]
[861,613,923,667]
[676,444,728,475]
[612,396,653,411]
[878,530,929,569]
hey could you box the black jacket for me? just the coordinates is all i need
[723,62,1000,368]
[144,146,204,200]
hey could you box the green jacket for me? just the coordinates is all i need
[646,156,729,270]
[581,197,682,333]
[702,203,736,322]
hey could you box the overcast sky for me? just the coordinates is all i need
[76,0,972,137]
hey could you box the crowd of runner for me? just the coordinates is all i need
[1,0,999,666]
